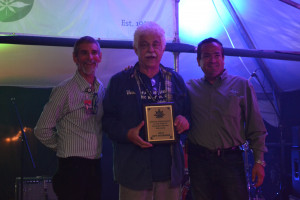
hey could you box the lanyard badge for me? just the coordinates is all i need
[84,88,98,115]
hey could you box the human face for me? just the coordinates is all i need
[198,42,224,83]
[73,42,102,78]
[134,33,165,71]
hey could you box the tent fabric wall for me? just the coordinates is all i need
[0,0,176,41]
[1,0,300,125]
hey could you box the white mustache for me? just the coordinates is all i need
[145,53,157,57]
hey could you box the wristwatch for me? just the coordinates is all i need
[255,160,266,167]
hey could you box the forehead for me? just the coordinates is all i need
[139,33,161,43]
[78,42,99,51]
[201,42,222,53]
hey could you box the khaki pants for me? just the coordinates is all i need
[119,181,181,200]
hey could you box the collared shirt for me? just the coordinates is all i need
[187,70,267,161]
[34,71,105,159]
[136,70,167,103]
[132,64,173,102]
[136,70,171,182]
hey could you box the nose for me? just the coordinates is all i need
[88,53,93,60]
[148,45,155,52]
[209,55,216,62]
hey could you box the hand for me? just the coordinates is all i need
[252,163,265,187]
[174,115,189,134]
[127,121,153,148]
[124,65,134,71]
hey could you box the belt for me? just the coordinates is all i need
[58,156,101,166]
[188,142,242,157]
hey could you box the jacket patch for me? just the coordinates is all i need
[126,90,136,95]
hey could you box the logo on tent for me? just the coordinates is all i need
[0,0,33,22]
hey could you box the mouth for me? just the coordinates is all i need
[85,62,97,67]
[146,56,156,59]
[207,65,219,69]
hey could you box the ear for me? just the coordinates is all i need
[98,51,103,62]
[197,57,201,67]
[134,46,138,55]
[73,53,78,64]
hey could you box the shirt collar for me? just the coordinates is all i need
[74,70,100,92]
[130,62,171,79]
[203,69,227,83]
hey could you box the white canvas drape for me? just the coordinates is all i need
[0,0,176,41]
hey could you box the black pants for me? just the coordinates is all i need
[52,157,102,200]
[188,142,249,200]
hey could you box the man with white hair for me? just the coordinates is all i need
[103,22,190,200]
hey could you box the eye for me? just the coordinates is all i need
[202,54,210,59]
[91,50,98,55]
[79,50,88,55]
[140,42,149,48]
[153,42,161,48]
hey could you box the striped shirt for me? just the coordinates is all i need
[34,71,105,159]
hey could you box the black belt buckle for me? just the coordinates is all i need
[217,149,221,156]
[217,146,240,156]
[188,142,241,158]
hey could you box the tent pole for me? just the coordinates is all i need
[222,0,278,91]
[222,1,285,199]
[173,0,180,73]
[222,0,281,111]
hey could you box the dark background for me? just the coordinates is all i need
[0,86,118,200]
[0,86,299,200]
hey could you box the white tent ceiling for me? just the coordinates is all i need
[1,0,300,126]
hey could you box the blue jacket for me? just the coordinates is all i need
[103,63,190,190]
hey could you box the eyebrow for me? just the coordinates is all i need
[79,49,98,53]
[203,51,221,54]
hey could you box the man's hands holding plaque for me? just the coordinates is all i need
[127,115,189,148]
[127,121,153,148]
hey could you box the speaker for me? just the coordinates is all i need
[15,176,57,200]
[292,147,300,197]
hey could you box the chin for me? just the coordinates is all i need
[83,69,96,76]
[146,61,160,67]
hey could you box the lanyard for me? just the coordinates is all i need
[84,79,98,114]
[136,72,162,103]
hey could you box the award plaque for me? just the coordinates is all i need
[143,103,176,144]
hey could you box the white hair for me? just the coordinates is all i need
[133,21,166,50]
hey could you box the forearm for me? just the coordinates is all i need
[248,131,267,161]
[34,126,58,150]
[34,86,66,151]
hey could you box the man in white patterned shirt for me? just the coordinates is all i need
[34,36,104,200]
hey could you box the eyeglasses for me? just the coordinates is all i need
[151,78,157,92]
[91,93,98,114]
[139,41,162,50]
[84,90,99,115]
